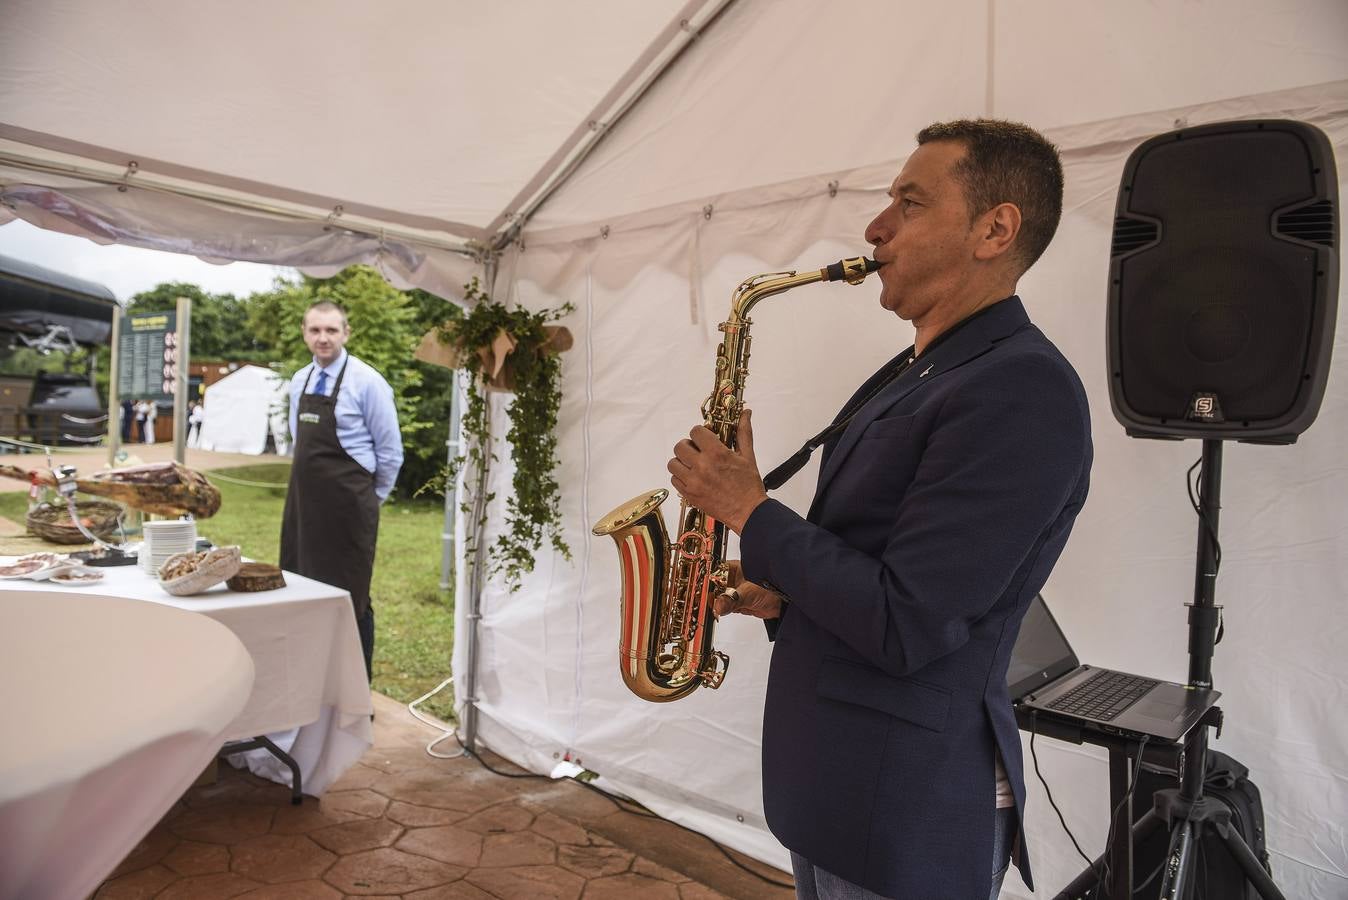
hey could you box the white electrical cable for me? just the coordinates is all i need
[405,675,467,759]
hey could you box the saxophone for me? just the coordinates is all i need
[592,256,881,701]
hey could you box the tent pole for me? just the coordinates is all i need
[460,253,499,756]
[486,0,740,249]
[106,310,123,468]
[439,368,461,590]
[460,377,490,757]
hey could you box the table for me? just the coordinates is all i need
[1,561,374,797]
[0,590,254,900]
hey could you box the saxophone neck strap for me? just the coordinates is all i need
[762,297,1014,491]
[763,351,917,491]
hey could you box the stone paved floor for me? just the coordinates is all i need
[95,693,794,899]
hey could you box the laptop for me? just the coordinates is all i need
[1008,594,1219,742]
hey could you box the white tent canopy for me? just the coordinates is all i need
[198,365,288,456]
[3,2,1346,897]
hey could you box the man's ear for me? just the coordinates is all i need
[973,202,1022,262]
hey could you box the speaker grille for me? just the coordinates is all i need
[1111,216,1160,256]
[1276,199,1335,248]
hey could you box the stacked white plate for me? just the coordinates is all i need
[139,520,198,576]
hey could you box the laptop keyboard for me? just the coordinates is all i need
[1046,669,1160,721]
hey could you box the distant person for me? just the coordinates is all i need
[133,400,148,443]
[280,300,403,682]
[187,400,204,448]
[142,400,157,444]
[120,399,134,443]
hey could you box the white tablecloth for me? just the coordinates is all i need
[0,590,254,900]
[0,562,374,796]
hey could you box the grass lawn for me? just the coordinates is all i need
[0,463,458,722]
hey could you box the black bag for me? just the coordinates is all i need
[1130,750,1272,899]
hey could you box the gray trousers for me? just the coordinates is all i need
[790,807,1016,900]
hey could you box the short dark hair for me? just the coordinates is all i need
[304,299,349,329]
[916,119,1064,272]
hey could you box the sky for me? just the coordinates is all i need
[0,218,295,303]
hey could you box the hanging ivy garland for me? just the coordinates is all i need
[431,278,574,590]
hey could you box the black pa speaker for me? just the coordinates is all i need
[1107,119,1339,444]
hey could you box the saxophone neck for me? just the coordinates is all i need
[731,256,879,318]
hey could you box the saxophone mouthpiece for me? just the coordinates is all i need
[825,256,882,285]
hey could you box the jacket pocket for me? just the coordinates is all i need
[817,656,951,732]
[860,413,914,441]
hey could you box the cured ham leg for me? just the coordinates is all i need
[0,461,222,519]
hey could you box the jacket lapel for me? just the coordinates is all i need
[808,297,1032,514]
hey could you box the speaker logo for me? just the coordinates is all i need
[1187,392,1225,422]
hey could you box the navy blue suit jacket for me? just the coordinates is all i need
[741,297,1091,898]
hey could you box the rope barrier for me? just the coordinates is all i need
[0,436,94,454]
[204,470,290,490]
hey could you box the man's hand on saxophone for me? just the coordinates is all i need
[667,409,768,535]
[714,560,783,620]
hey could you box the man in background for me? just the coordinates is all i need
[281,300,403,681]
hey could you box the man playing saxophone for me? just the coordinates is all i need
[667,119,1092,899]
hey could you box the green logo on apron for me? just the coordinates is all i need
[299,412,321,424]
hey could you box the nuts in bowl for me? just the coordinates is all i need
[157,546,242,596]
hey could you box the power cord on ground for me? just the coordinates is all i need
[405,674,465,759]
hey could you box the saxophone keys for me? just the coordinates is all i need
[700,651,731,689]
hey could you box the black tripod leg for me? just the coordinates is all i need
[1217,825,1285,900]
[1053,810,1167,899]
[1158,819,1195,900]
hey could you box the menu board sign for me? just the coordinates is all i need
[117,311,180,401]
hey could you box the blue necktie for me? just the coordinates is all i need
[314,370,328,396]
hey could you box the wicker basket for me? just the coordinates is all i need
[157,546,243,596]
[26,500,124,544]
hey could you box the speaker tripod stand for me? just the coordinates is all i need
[1057,440,1283,900]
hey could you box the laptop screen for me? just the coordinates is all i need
[1007,594,1080,701]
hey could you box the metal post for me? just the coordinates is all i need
[461,377,490,756]
[172,297,191,464]
[439,368,461,590]
[461,254,499,756]
[1181,439,1222,800]
[106,309,123,467]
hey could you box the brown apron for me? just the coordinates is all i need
[280,360,379,617]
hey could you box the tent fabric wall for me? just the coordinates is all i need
[454,81,1348,898]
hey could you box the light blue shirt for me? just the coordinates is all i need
[289,349,404,502]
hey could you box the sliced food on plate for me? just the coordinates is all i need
[0,557,53,578]
[49,567,105,585]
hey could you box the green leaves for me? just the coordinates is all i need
[440,279,573,591]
